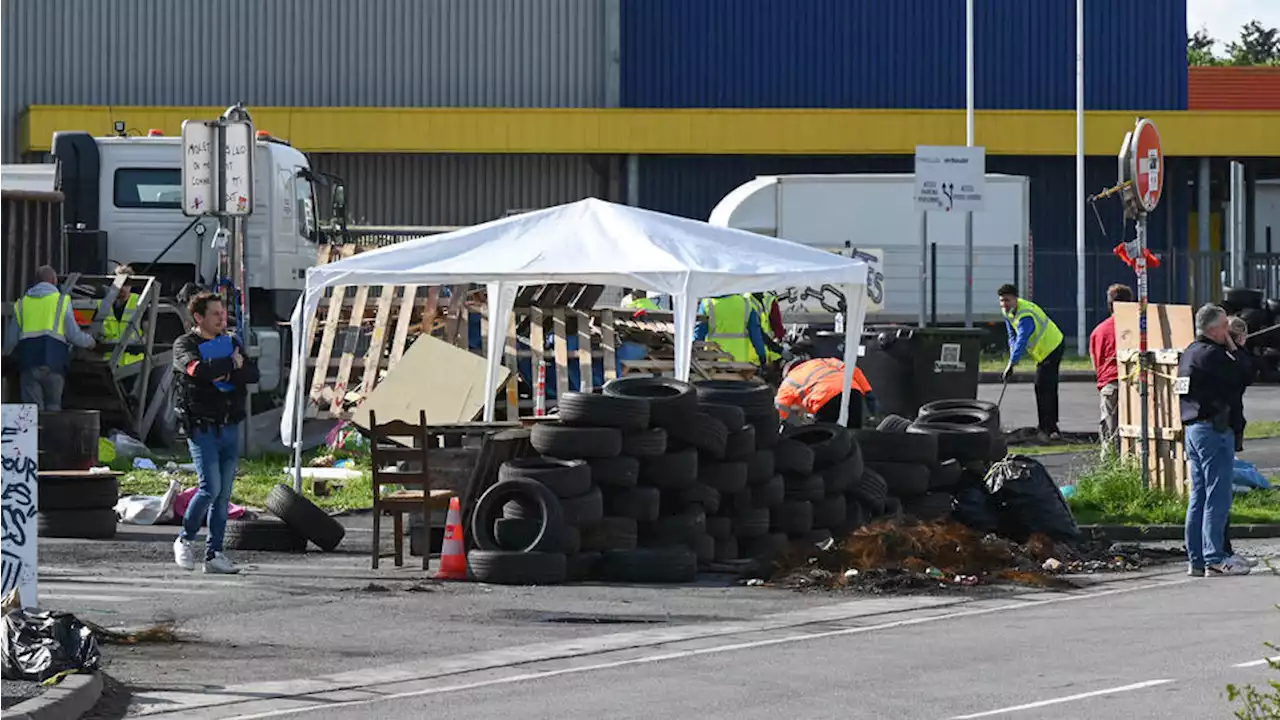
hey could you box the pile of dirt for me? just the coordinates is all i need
[767,518,1181,593]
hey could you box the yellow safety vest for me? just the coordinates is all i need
[15,293,69,342]
[1003,298,1063,364]
[626,297,660,311]
[703,295,755,364]
[745,293,781,363]
[103,293,144,366]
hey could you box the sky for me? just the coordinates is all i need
[1186,0,1280,51]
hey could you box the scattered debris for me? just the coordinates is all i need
[83,620,182,645]
[404,582,438,593]
[361,583,391,593]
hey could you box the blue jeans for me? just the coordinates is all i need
[180,424,241,559]
[1184,422,1234,567]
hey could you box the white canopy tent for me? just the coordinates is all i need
[281,198,869,473]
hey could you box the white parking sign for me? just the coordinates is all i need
[914,145,986,213]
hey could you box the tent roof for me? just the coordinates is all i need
[308,198,866,297]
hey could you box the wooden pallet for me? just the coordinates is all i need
[1117,348,1187,495]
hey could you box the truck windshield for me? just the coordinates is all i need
[295,174,317,241]
[114,168,182,209]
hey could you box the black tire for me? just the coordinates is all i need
[700,460,748,494]
[804,528,834,545]
[722,424,757,461]
[784,473,825,502]
[694,380,775,411]
[668,412,729,459]
[916,407,1000,434]
[641,508,707,544]
[748,409,782,449]
[499,457,592,498]
[733,507,771,538]
[904,491,955,520]
[36,508,116,539]
[774,438,816,475]
[467,550,567,585]
[621,428,668,457]
[638,449,698,490]
[665,483,721,515]
[1224,286,1264,311]
[845,499,868,530]
[877,414,914,433]
[223,518,307,552]
[37,476,119,511]
[882,496,904,519]
[587,456,640,489]
[854,429,939,465]
[821,443,863,494]
[866,461,930,498]
[1240,307,1269,332]
[919,399,1001,425]
[557,391,650,430]
[698,402,747,430]
[561,486,604,526]
[581,517,639,552]
[724,489,753,515]
[473,478,566,553]
[859,493,887,521]
[530,424,622,460]
[773,500,814,536]
[603,486,661,522]
[566,552,602,582]
[266,484,345,552]
[692,533,716,564]
[600,547,698,583]
[783,423,853,467]
[705,516,733,540]
[746,450,776,485]
[602,377,699,430]
[930,459,963,490]
[750,474,786,508]
[740,532,788,560]
[989,434,1009,461]
[909,422,998,463]
[812,496,847,529]
[494,517,541,550]
[848,466,889,506]
[714,537,739,562]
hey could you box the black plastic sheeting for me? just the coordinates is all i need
[2,609,100,681]
[983,456,1081,544]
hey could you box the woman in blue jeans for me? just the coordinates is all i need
[171,292,258,574]
[1177,305,1250,577]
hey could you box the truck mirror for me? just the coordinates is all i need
[332,185,347,221]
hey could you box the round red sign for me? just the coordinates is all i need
[1129,118,1163,213]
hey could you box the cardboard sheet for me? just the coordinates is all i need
[357,335,509,427]
[1112,302,1194,352]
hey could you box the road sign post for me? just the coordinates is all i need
[914,145,986,327]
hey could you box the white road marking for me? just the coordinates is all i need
[947,679,1175,719]
[189,577,1194,720]
[1234,656,1280,669]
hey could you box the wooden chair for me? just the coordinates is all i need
[368,410,455,570]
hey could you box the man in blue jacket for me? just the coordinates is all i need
[998,284,1065,439]
[3,266,96,410]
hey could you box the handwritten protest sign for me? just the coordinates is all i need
[2,404,39,607]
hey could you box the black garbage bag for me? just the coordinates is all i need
[2,609,101,681]
[983,456,1080,544]
[952,485,1000,534]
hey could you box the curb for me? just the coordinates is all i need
[5,672,103,720]
[979,370,1096,384]
[1080,524,1280,542]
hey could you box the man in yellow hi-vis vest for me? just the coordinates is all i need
[102,267,144,366]
[744,292,785,364]
[2,266,96,410]
[998,283,1065,438]
[694,294,768,366]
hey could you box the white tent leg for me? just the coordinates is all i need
[836,290,869,427]
[671,282,698,382]
[482,282,518,422]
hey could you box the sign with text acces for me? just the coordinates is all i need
[181,119,255,217]
[913,145,986,213]
[2,404,39,608]
[1129,119,1163,214]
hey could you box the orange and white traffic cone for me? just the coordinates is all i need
[434,496,468,580]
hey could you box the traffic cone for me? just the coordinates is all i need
[434,496,468,580]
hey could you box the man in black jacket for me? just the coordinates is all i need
[172,292,259,574]
[1178,304,1250,577]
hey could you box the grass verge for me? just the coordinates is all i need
[1245,421,1280,440]
[979,352,1095,373]
[1007,443,1097,457]
[1066,457,1280,526]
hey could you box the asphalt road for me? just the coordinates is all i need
[123,560,1279,720]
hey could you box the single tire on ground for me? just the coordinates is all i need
[600,547,698,583]
[266,484,346,552]
[602,377,699,430]
[473,477,567,553]
[773,500,814,536]
[36,508,116,539]
[498,457,592,498]
[467,550,567,585]
[783,423,853,468]
[587,456,640,489]
[904,491,955,520]
[37,476,119,511]
[557,391,650,430]
[866,461,931,498]
[223,518,307,552]
[621,428,668,457]
[529,424,623,460]
[877,414,914,433]
[722,424,757,460]
[783,473,825,503]
[603,486,661,522]
[699,461,748,494]
[774,438,816,475]
[638,448,699,489]
[854,429,939,465]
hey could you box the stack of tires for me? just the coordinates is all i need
[37,475,119,540]
[783,423,878,540]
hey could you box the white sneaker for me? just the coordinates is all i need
[174,537,198,571]
[1229,554,1259,568]
[1206,558,1252,576]
[203,552,240,575]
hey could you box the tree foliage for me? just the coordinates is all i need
[1188,20,1280,67]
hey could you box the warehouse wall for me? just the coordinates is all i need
[621,0,1187,111]
[307,154,610,227]
[1,0,609,160]
[635,154,1189,335]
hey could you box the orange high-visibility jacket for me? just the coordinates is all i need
[774,358,871,420]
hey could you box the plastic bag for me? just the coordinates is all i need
[109,430,150,461]
[952,485,1000,533]
[2,609,101,681]
[984,456,1080,544]
[1232,459,1273,491]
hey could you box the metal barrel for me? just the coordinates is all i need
[37,410,101,471]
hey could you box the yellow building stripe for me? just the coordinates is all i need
[21,105,1280,156]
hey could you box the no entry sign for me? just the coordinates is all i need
[1129,119,1163,214]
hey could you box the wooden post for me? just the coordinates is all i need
[552,308,571,400]
[601,308,618,383]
